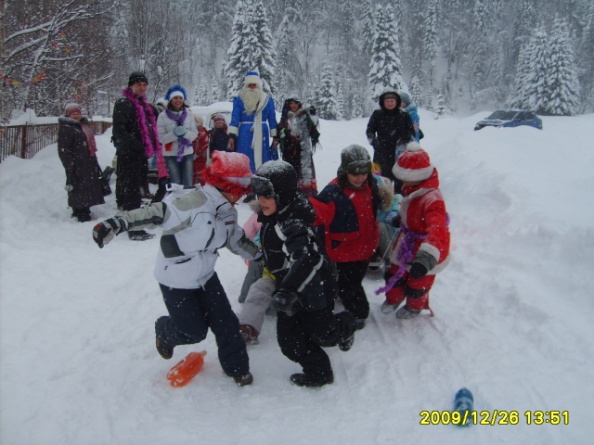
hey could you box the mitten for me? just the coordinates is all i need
[227,134,236,151]
[270,289,299,316]
[173,126,187,137]
[409,250,437,279]
[92,216,127,248]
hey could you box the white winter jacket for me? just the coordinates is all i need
[118,184,258,289]
[157,107,198,158]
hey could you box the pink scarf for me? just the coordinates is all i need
[122,88,160,157]
[80,122,97,156]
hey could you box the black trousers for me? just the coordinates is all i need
[115,151,147,211]
[156,273,249,378]
[277,307,355,380]
[336,260,370,320]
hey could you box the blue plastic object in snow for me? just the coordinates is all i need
[453,387,474,427]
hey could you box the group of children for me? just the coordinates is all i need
[92,113,450,389]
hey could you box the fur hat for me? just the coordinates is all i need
[165,84,187,101]
[251,160,298,210]
[392,142,434,182]
[379,89,401,108]
[128,71,148,86]
[202,151,252,196]
[64,102,82,116]
[244,69,261,86]
[337,144,372,178]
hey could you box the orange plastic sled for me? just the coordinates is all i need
[167,351,207,387]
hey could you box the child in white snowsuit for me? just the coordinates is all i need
[92,151,259,386]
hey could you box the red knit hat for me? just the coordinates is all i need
[202,151,252,196]
[392,142,434,182]
[212,113,226,124]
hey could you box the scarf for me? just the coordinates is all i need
[165,107,193,162]
[375,225,427,295]
[122,88,160,157]
[80,122,97,156]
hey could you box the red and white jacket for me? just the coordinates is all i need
[389,169,450,274]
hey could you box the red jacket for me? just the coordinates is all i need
[310,178,380,263]
[390,169,450,274]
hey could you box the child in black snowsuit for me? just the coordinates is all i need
[251,160,356,387]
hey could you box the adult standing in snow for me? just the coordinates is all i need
[310,145,393,330]
[399,92,421,142]
[112,71,160,241]
[92,151,259,387]
[228,69,279,172]
[57,103,105,222]
[251,160,357,387]
[157,84,198,187]
[277,95,320,197]
[365,89,415,194]
[378,142,450,319]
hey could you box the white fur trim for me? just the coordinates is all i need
[406,141,422,152]
[228,126,239,136]
[244,75,261,85]
[418,243,440,263]
[270,128,277,137]
[392,164,434,181]
[168,91,185,100]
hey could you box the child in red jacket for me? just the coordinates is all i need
[193,115,210,185]
[378,142,450,319]
[310,145,393,330]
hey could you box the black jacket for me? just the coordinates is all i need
[57,116,104,209]
[112,96,158,156]
[258,194,335,312]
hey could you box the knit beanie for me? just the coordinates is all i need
[165,84,187,101]
[64,102,82,117]
[202,151,252,196]
[399,92,411,105]
[251,160,298,210]
[212,114,227,125]
[392,142,434,182]
[244,69,261,86]
[337,144,372,179]
[128,71,148,86]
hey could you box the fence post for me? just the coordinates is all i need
[21,124,27,159]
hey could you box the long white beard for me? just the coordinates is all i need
[240,87,263,114]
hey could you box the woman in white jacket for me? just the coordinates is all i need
[92,151,258,387]
[157,84,198,187]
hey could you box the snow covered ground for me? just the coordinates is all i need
[1,109,593,445]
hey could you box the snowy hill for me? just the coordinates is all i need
[1,111,594,445]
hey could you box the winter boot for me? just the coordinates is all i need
[381,299,399,314]
[239,324,259,345]
[128,230,155,241]
[156,338,174,360]
[233,372,254,387]
[355,318,366,330]
[395,305,421,319]
[290,372,334,388]
[336,311,356,352]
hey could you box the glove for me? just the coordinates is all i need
[270,289,299,316]
[409,250,437,279]
[309,106,316,116]
[391,215,401,228]
[271,137,280,148]
[92,216,127,248]
[64,184,74,192]
[173,126,187,137]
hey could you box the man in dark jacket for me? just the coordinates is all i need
[366,90,415,193]
[112,71,160,241]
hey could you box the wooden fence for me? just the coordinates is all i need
[0,121,112,163]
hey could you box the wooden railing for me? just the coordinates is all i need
[0,121,112,162]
